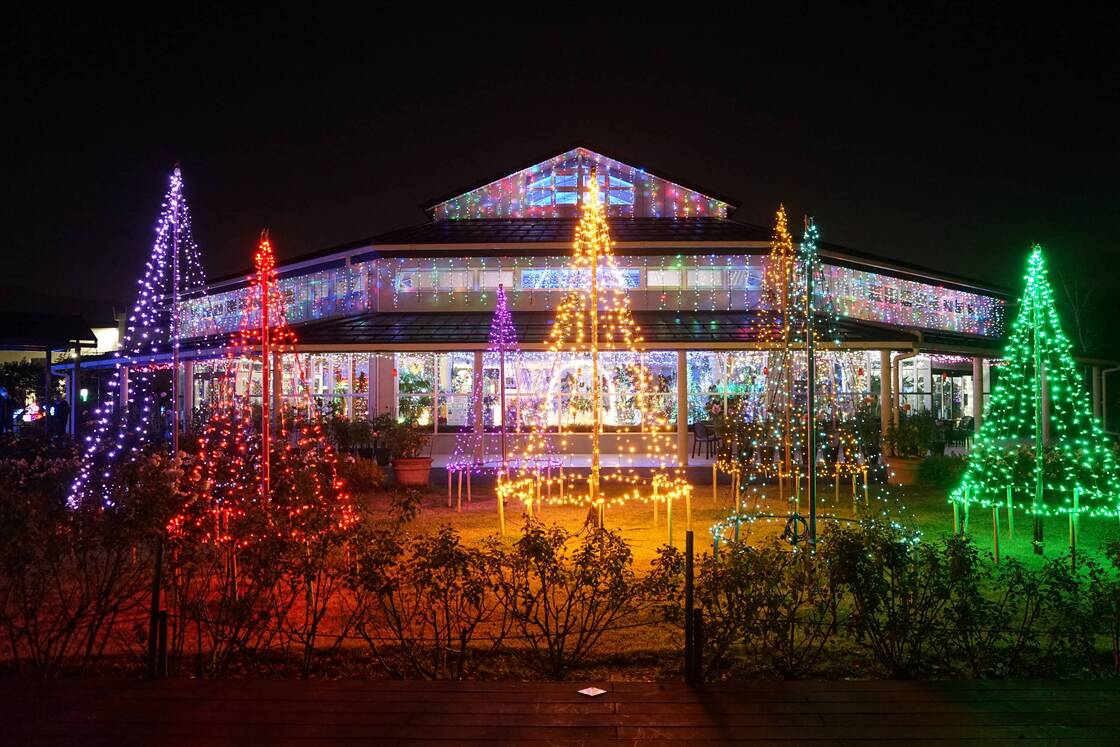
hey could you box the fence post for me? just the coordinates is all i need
[689,607,704,684]
[157,610,169,678]
[684,530,694,681]
[147,534,164,679]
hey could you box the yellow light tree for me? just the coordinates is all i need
[503,168,689,528]
[717,210,868,540]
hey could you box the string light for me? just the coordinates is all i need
[950,245,1119,520]
[169,231,357,548]
[501,169,690,515]
[447,284,559,477]
[69,166,207,509]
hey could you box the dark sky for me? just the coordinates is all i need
[3,5,1118,308]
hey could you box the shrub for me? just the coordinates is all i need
[337,458,386,492]
[0,453,178,675]
[918,454,967,488]
[885,412,935,459]
[488,522,649,680]
[825,521,951,678]
[350,525,507,679]
[383,424,430,459]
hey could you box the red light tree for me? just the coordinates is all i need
[170,230,356,547]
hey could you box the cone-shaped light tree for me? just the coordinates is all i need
[714,213,868,545]
[505,169,689,523]
[448,283,556,475]
[70,166,207,508]
[169,231,356,547]
[950,245,1119,549]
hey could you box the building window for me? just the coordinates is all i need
[526,170,634,209]
[646,268,682,288]
[395,270,418,293]
[479,269,514,289]
[520,267,641,290]
[438,270,472,291]
[395,353,435,427]
[687,268,723,288]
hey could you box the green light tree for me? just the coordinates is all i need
[950,245,1119,554]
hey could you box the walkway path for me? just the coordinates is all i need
[3,678,1119,744]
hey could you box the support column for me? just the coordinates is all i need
[891,353,900,428]
[879,349,891,452]
[183,359,195,432]
[70,350,81,436]
[1041,366,1051,447]
[677,350,689,467]
[972,356,984,432]
[1092,365,1102,419]
[366,354,375,419]
[43,347,52,420]
[375,354,394,416]
[472,351,484,456]
[119,365,130,414]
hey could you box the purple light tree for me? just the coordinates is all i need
[69,166,207,508]
[447,284,556,529]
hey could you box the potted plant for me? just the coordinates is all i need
[371,413,395,466]
[384,422,432,487]
[350,418,374,459]
[883,411,933,485]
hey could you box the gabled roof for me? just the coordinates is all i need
[425,146,737,220]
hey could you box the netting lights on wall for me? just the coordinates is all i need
[69,166,207,509]
[950,245,1119,554]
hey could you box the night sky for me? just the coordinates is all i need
[3,7,1118,319]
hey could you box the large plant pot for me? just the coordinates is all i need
[884,456,922,485]
[392,457,432,487]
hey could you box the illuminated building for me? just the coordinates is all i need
[70,147,1056,465]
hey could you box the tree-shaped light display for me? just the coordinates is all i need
[505,169,689,524]
[714,213,867,544]
[70,166,207,508]
[950,245,1119,552]
[169,231,356,547]
[446,284,558,530]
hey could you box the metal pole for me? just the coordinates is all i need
[684,530,694,681]
[260,231,271,499]
[589,174,601,516]
[1033,299,1044,555]
[500,317,508,475]
[805,218,817,546]
[171,178,181,457]
[147,535,163,678]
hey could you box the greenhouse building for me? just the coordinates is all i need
[73,146,1066,465]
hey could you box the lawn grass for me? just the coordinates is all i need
[363,477,1120,569]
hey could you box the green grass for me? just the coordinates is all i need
[363,478,1120,569]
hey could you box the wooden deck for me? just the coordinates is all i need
[2,678,1119,745]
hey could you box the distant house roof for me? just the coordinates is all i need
[0,312,97,351]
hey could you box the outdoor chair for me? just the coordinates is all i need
[692,421,722,459]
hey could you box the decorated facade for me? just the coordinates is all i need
[72,147,1015,465]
